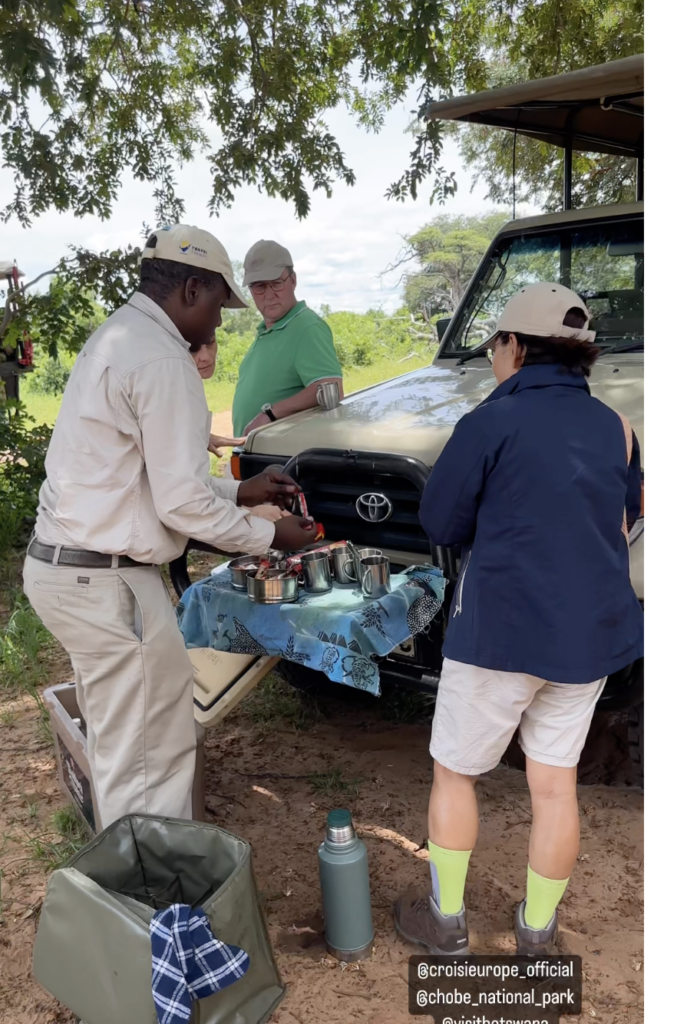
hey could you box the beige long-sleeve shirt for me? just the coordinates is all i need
[35,292,275,563]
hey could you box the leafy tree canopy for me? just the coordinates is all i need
[389,211,508,319]
[0,0,642,369]
[442,46,642,213]
[1,0,642,228]
[0,0,488,227]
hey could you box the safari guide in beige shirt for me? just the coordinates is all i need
[23,225,315,828]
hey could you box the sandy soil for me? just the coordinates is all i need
[1,553,643,1023]
[211,410,235,444]
[0,670,643,1024]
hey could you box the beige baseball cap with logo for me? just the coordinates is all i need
[489,282,596,343]
[243,240,294,286]
[141,225,248,309]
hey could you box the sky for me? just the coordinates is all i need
[0,97,523,313]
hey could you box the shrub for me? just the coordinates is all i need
[0,402,51,555]
[28,358,71,396]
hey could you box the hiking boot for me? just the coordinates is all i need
[514,899,558,955]
[394,892,470,954]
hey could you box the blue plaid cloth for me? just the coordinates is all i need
[149,904,249,1024]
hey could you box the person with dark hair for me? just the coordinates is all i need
[23,224,315,829]
[395,282,643,956]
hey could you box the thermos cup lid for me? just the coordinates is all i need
[327,809,352,828]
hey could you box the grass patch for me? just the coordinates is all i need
[17,390,62,428]
[378,687,436,723]
[310,767,363,798]
[0,598,51,690]
[23,352,432,429]
[238,673,319,732]
[27,806,89,872]
[0,592,54,743]
[0,707,19,729]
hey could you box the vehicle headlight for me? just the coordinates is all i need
[629,518,644,546]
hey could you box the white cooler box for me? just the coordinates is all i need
[188,649,280,728]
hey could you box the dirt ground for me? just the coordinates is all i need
[0,662,644,1024]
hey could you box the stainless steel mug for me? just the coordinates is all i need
[360,555,391,600]
[349,548,382,585]
[301,550,333,594]
[332,544,357,584]
[317,381,341,410]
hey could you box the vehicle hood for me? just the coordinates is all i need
[246,355,644,467]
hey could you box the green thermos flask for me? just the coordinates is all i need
[318,808,374,961]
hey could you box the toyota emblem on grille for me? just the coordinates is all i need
[356,492,393,523]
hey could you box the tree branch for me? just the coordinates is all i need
[0,300,14,341]
[23,268,59,291]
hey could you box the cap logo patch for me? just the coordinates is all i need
[179,241,209,258]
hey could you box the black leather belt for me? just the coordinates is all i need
[27,539,153,569]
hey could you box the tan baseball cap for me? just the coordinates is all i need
[490,282,596,343]
[243,240,294,286]
[140,225,248,309]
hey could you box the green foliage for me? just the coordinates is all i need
[211,309,262,384]
[0,0,484,226]
[27,806,89,872]
[0,1,641,228]
[325,309,414,367]
[207,304,436,387]
[239,673,319,732]
[0,2,642,391]
[28,358,71,396]
[309,767,363,798]
[0,597,52,692]
[491,0,643,80]
[397,211,509,318]
[3,248,139,360]
[0,402,52,555]
[441,44,641,213]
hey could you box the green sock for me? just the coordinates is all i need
[524,865,570,929]
[428,842,472,915]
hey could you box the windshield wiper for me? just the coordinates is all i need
[597,339,644,354]
[455,346,490,365]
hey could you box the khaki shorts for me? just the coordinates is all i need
[430,659,607,774]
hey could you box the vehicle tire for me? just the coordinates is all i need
[627,702,644,788]
[275,659,366,702]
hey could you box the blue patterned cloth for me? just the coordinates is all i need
[150,904,249,1024]
[177,564,446,696]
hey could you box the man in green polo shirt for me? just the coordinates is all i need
[232,240,343,435]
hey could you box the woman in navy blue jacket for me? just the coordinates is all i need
[395,282,643,956]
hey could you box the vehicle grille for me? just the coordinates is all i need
[241,449,432,554]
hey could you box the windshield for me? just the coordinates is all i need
[440,216,644,356]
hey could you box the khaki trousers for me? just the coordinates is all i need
[23,556,196,828]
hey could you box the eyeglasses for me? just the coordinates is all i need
[249,272,292,297]
[486,348,494,364]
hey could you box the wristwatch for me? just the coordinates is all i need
[262,403,277,422]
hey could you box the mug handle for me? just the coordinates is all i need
[362,566,373,597]
[344,558,358,582]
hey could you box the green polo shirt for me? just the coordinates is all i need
[232,301,342,435]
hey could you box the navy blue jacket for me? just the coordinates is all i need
[420,364,643,684]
